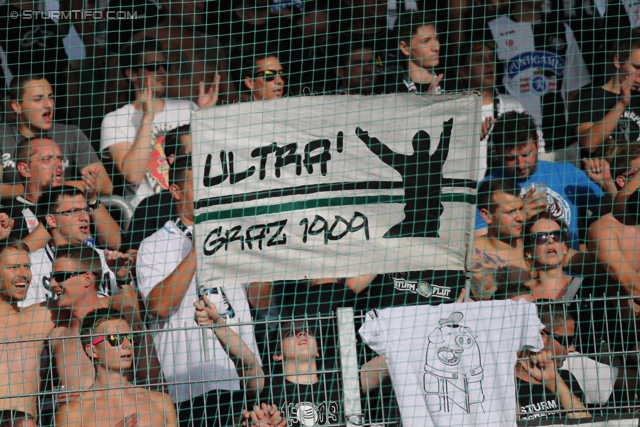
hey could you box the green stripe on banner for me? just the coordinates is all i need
[441,193,476,204]
[194,194,405,223]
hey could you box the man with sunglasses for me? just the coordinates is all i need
[515,301,590,419]
[24,186,125,307]
[48,245,162,410]
[56,308,176,427]
[242,49,287,101]
[0,239,61,418]
[101,38,217,209]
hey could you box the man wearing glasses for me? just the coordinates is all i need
[515,301,589,419]
[5,137,121,254]
[242,49,287,101]
[47,246,162,410]
[101,37,218,209]
[24,186,125,307]
[55,308,175,427]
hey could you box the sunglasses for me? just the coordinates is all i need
[51,271,85,283]
[542,330,574,349]
[255,69,286,82]
[137,61,171,73]
[91,333,135,347]
[530,231,564,246]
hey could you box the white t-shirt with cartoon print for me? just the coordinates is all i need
[101,99,196,208]
[359,300,544,427]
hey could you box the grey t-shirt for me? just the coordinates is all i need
[0,123,100,185]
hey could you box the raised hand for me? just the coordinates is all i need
[480,116,496,141]
[522,188,549,221]
[104,250,133,280]
[427,74,444,94]
[430,118,454,164]
[620,73,638,108]
[197,74,221,109]
[81,166,100,202]
[0,213,15,241]
[141,77,155,116]
[582,158,615,194]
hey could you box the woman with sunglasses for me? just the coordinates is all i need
[56,308,177,427]
[523,213,575,301]
[523,215,627,411]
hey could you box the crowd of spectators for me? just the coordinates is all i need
[0,0,640,426]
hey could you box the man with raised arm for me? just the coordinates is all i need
[137,155,262,426]
[101,37,217,209]
[56,308,176,427]
[0,239,61,416]
[589,143,640,303]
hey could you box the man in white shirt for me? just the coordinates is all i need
[136,156,262,426]
[101,37,217,208]
[23,186,123,307]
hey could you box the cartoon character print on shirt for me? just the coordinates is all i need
[281,401,339,427]
[423,312,485,414]
[146,121,187,195]
[146,133,170,194]
[519,187,572,226]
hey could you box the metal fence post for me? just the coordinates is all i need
[337,307,364,427]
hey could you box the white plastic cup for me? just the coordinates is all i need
[522,181,547,196]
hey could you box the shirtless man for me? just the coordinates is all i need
[56,308,176,427]
[0,239,60,416]
[48,245,162,406]
[473,177,533,299]
[589,144,640,302]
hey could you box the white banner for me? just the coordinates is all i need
[191,94,481,287]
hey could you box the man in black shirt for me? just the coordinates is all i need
[259,320,342,427]
[516,301,590,420]
[393,11,444,94]
[569,28,640,155]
